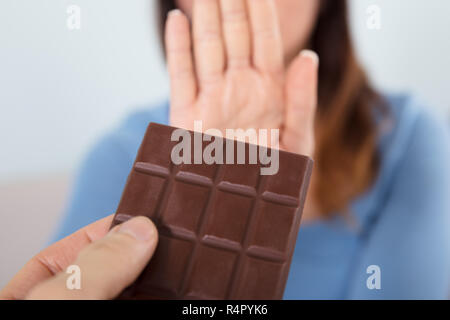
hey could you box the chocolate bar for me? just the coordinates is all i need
[111,123,313,299]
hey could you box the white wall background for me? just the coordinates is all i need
[0,0,169,182]
[0,0,450,288]
[350,0,450,117]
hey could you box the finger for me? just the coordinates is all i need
[26,217,158,300]
[220,0,251,69]
[247,0,284,73]
[166,10,197,112]
[0,215,113,300]
[284,50,319,156]
[193,0,225,86]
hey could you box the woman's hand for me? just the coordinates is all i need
[0,216,158,300]
[166,0,318,156]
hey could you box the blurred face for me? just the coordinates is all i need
[176,0,321,63]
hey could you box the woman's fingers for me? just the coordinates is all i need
[193,0,225,87]
[247,0,284,74]
[25,217,158,300]
[166,10,197,114]
[284,50,319,156]
[220,0,251,69]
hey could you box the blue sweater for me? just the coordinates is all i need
[52,94,450,299]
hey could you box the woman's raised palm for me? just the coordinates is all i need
[165,0,318,156]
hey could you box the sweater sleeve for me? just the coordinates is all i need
[50,105,169,242]
[348,108,450,299]
[50,133,135,242]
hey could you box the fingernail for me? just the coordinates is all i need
[116,217,156,241]
[300,50,319,66]
[168,9,183,18]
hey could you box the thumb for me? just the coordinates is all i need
[283,49,319,156]
[26,216,158,300]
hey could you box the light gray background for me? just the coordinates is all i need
[1,0,450,289]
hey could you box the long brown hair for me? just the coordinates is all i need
[156,0,387,216]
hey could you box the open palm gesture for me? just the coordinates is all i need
[166,0,318,156]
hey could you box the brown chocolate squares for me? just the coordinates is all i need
[111,123,313,300]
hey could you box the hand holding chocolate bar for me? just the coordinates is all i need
[0,216,158,300]
[0,123,312,301]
